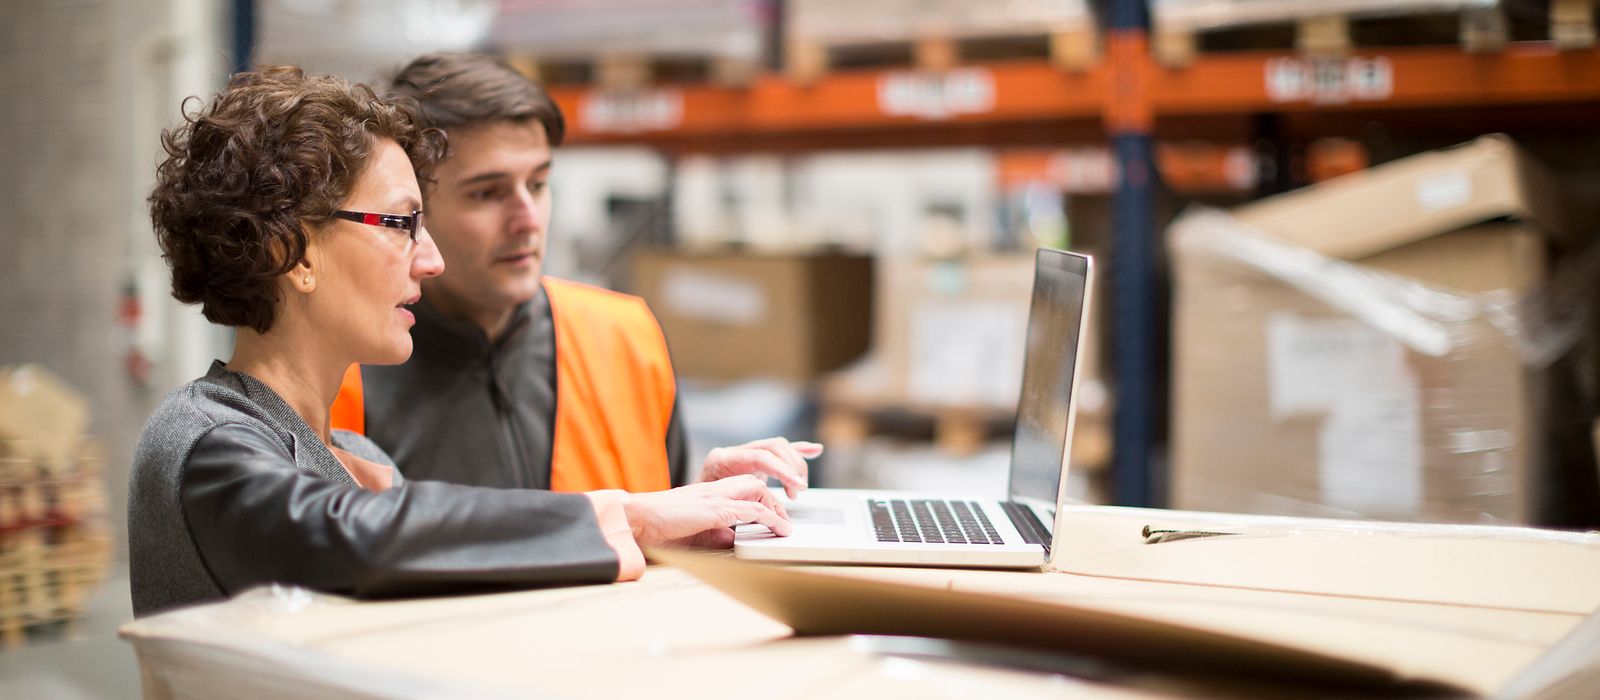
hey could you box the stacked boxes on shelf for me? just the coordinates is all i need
[490,0,773,87]
[630,249,875,384]
[1169,135,1600,526]
[786,0,1097,80]
[0,365,112,648]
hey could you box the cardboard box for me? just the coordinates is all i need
[1169,135,1597,525]
[790,0,1092,43]
[887,256,1038,409]
[823,255,1037,411]
[489,0,767,63]
[0,364,89,472]
[827,253,1105,416]
[1233,134,1588,259]
[630,250,873,383]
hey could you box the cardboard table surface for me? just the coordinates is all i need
[120,506,1600,699]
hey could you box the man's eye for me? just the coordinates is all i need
[468,188,499,202]
[528,181,548,195]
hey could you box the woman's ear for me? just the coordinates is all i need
[289,257,316,294]
[289,222,325,294]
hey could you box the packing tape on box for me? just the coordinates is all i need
[1169,206,1595,366]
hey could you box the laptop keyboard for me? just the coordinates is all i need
[868,498,1006,545]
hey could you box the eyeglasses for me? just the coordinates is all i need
[333,209,424,246]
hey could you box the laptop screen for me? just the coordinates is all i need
[1006,249,1090,509]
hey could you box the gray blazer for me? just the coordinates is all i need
[127,362,622,617]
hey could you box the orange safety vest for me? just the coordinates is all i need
[331,277,676,493]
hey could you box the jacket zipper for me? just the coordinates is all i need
[486,352,534,489]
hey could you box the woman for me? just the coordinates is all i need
[127,66,791,618]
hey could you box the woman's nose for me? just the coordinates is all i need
[412,228,445,278]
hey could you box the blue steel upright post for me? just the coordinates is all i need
[232,0,255,75]
[1106,0,1162,508]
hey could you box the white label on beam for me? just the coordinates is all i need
[580,89,685,133]
[878,69,996,120]
[1265,57,1393,105]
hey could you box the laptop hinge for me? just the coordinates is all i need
[1000,501,1052,555]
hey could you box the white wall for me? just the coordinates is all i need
[546,146,670,283]
[0,0,230,557]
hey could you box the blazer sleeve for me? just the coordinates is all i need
[181,423,624,598]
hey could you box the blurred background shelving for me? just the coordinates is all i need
[465,0,1600,514]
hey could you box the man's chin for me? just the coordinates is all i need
[495,273,545,304]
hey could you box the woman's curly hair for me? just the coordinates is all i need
[149,65,446,333]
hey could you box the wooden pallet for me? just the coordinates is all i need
[0,438,101,479]
[0,525,112,649]
[506,52,760,91]
[818,401,1013,458]
[786,28,1098,84]
[0,442,105,532]
[1150,0,1559,66]
[0,439,110,650]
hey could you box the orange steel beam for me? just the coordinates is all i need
[552,60,1108,143]
[551,45,1600,145]
[1149,45,1600,115]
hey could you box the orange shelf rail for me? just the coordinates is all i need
[1149,45,1600,114]
[551,46,1600,145]
[551,60,1108,142]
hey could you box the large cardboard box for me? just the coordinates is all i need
[631,250,873,383]
[1169,135,1597,525]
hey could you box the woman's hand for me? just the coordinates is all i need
[623,475,792,549]
[699,438,824,499]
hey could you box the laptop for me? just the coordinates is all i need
[734,248,1093,568]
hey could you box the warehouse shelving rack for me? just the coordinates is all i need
[531,4,1600,508]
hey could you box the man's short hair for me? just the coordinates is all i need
[389,52,566,146]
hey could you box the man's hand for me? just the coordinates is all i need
[623,475,792,549]
[699,437,824,499]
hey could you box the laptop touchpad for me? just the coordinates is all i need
[786,505,847,525]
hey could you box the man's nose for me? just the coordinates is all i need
[507,186,541,231]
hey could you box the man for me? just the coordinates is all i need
[332,52,816,496]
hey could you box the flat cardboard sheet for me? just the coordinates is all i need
[660,549,1593,697]
[1048,506,1600,614]
[123,570,1191,699]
